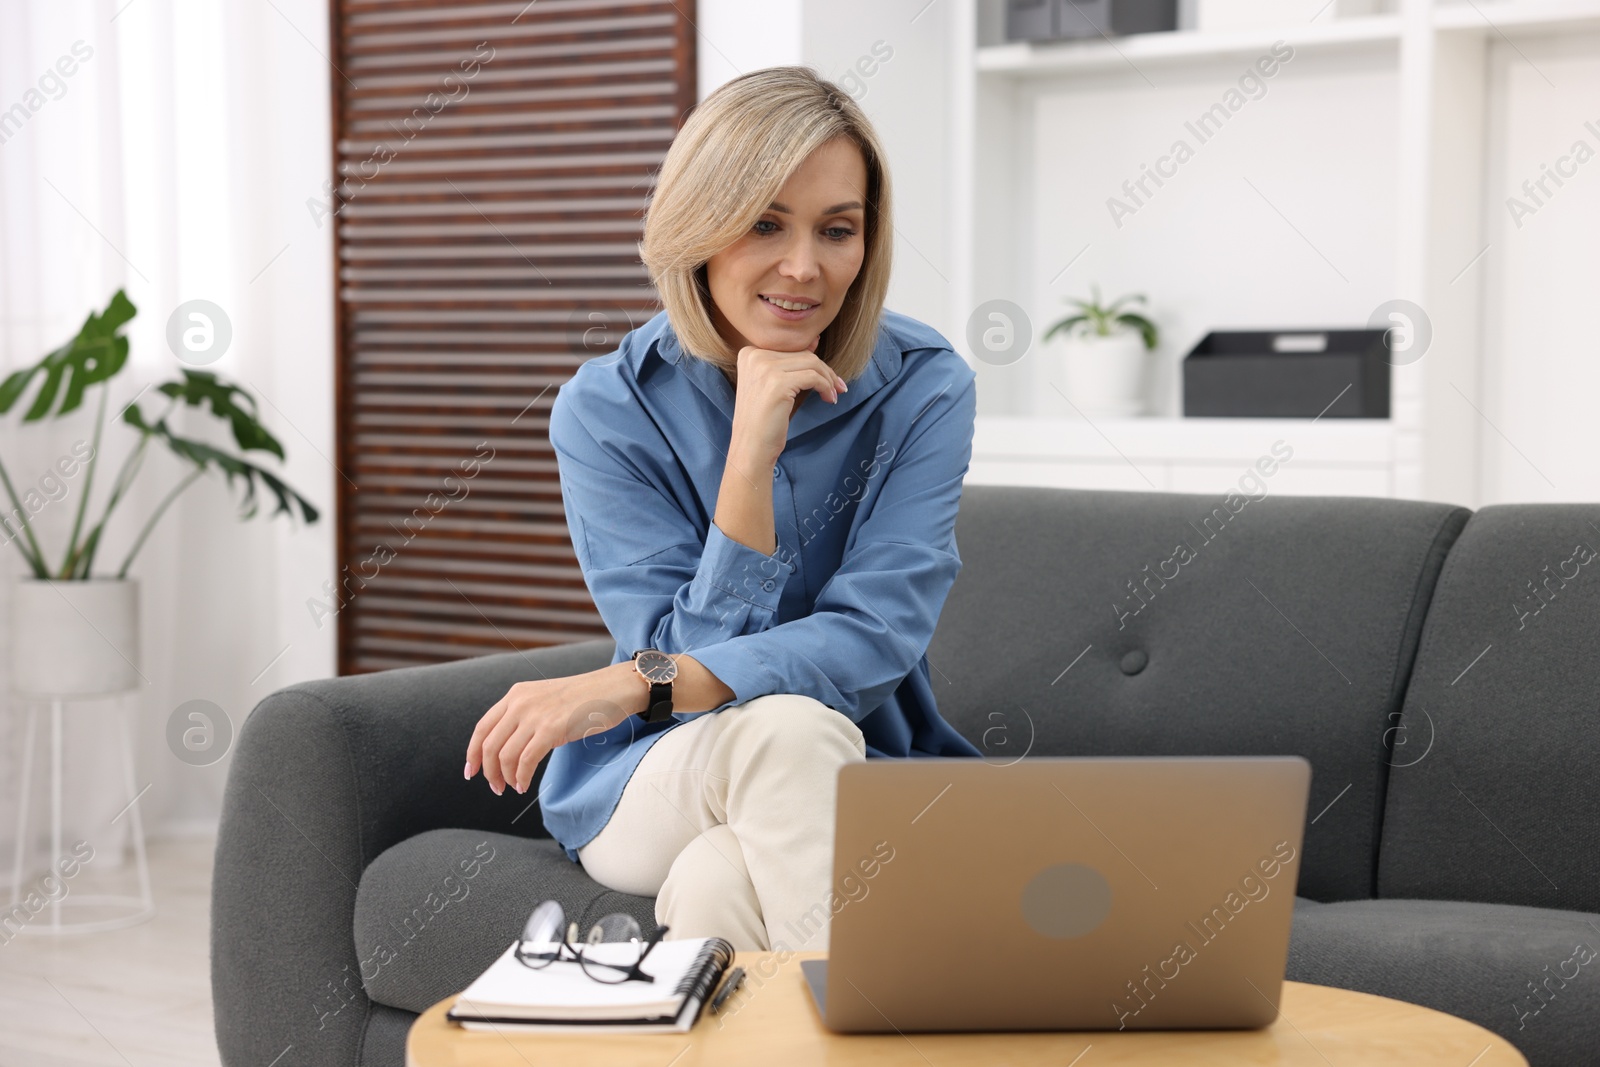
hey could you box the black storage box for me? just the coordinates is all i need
[1006,0,1062,39]
[1182,329,1391,418]
[1005,0,1177,41]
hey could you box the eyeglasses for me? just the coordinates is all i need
[514,899,668,985]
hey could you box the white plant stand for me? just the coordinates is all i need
[6,688,154,934]
[5,577,152,934]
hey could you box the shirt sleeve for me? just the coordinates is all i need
[550,384,794,659]
[684,368,977,723]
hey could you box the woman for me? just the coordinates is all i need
[463,66,981,953]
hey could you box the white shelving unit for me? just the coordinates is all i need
[947,0,1600,504]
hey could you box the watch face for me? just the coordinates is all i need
[634,649,678,684]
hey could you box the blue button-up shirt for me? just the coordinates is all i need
[538,307,983,862]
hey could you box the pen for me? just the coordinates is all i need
[709,966,746,1014]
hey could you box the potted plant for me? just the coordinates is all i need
[0,289,319,697]
[1043,285,1159,417]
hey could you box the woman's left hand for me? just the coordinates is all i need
[464,665,641,795]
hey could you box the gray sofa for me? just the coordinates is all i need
[211,485,1600,1066]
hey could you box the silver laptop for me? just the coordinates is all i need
[801,756,1311,1032]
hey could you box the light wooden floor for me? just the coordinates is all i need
[0,835,221,1067]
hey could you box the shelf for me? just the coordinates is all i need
[1433,0,1600,34]
[975,1,1600,77]
[975,15,1401,77]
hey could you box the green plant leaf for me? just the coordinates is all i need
[121,404,318,524]
[154,369,285,459]
[1043,314,1090,342]
[1116,312,1160,350]
[0,289,135,421]
[1054,285,1159,348]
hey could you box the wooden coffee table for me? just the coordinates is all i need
[406,950,1528,1066]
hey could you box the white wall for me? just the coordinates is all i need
[698,0,804,94]
[802,0,958,334]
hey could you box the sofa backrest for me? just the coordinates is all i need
[1376,504,1600,914]
[928,485,1469,902]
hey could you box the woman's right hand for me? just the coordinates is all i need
[727,335,848,466]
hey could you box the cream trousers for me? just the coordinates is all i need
[576,694,867,952]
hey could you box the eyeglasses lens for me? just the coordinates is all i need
[578,913,644,984]
[519,900,564,968]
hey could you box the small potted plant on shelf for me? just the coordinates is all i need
[0,288,319,698]
[1043,285,1160,417]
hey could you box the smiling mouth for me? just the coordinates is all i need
[759,295,821,311]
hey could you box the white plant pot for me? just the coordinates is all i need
[9,578,141,697]
[1056,333,1149,417]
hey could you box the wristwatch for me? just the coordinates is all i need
[630,648,678,723]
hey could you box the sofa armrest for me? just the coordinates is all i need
[210,637,613,1067]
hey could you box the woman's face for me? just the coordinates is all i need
[704,136,869,362]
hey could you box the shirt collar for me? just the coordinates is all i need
[651,313,901,441]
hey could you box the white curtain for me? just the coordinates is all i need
[0,0,336,884]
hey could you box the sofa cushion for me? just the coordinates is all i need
[931,485,1469,901]
[358,1003,415,1067]
[352,828,658,1013]
[1377,505,1600,914]
[1286,898,1600,1067]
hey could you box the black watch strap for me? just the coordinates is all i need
[642,681,674,723]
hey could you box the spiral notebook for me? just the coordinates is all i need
[446,936,735,1034]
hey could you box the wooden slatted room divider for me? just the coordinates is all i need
[327,0,696,673]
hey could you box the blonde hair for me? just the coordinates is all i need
[638,66,893,383]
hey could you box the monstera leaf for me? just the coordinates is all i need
[121,403,316,523]
[155,369,285,459]
[0,289,136,420]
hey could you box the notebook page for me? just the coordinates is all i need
[452,939,712,1021]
